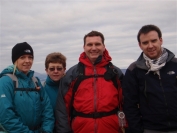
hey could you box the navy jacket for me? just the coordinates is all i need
[123,49,177,133]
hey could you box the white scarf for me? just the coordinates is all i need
[143,48,168,76]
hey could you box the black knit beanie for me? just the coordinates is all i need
[12,42,34,64]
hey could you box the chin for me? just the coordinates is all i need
[148,55,158,59]
[52,78,60,82]
[22,71,29,74]
[22,68,31,71]
[91,56,98,60]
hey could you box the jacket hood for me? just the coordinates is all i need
[136,48,175,70]
[0,65,34,79]
[79,49,112,67]
[0,65,14,77]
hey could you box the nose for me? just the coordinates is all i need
[53,68,59,72]
[54,69,58,72]
[24,57,30,62]
[148,42,153,48]
[91,44,97,49]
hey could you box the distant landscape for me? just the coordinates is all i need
[34,69,127,82]
[34,72,47,82]
[121,69,126,75]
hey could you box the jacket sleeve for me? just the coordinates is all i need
[122,66,144,133]
[55,65,78,133]
[37,77,55,133]
[0,76,34,133]
[114,65,124,85]
[55,78,72,133]
[114,66,124,110]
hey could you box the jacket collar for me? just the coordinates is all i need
[136,48,175,70]
[46,75,60,86]
[79,49,112,67]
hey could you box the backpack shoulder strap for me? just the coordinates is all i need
[78,62,85,76]
[105,62,119,89]
[4,74,39,88]
[3,74,42,100]
[5,74,18,88]
[73,62,85,92]
[32,76,39,87]
[70,62,120,121]
[32,76,43,101]
[70,62,85,121]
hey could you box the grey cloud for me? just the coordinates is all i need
[0,0,176,73]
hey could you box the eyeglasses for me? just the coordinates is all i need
[49,67,63,71]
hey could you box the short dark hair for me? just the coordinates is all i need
[45,52,66,69]
[83,31,105,45]
[137,24,162,43]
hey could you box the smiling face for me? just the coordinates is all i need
[16,54,33,74]
[84,36,105,63]
[45,62,66,82]
[139,31,163,59]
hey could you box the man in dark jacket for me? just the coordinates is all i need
[55,31,124,133]
[123,24,177,133]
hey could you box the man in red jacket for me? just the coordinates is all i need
[55,31,124,133]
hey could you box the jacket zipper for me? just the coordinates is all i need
[158,73,171,127]
[93,65,97,133]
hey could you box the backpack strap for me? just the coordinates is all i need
[4,74,43,101]
[73,62,105,93]
[5,74,18,88]
[70,62,119,121]
[32,77,43,101]
[73,108,118,119]
[70,62,84,121]
[104,62,119,89]
[4,74,39,91]
[32,76,39,87]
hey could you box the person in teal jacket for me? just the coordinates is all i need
[44,52,66,132]
[0,42,54,133]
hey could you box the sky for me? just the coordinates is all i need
[0,0,176,74]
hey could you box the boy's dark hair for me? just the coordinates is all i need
[137,24,162,43]
[45,52,66,69]
[83,31,105,45]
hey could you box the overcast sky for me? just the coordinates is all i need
[0,0,176,74]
